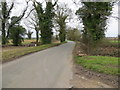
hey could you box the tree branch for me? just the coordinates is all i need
[110,16,120,20]
[6,3,14,18]
[52,0,58,7]
[7,0,30,38]
[25,8,35,18]
[9,0,30,28]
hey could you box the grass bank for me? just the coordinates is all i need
[2,42,66,63]
[75,56,119,75]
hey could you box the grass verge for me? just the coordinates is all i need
[75,56,119,75]
[2,42,66,63]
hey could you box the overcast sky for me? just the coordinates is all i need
[106,4,118,37]
[4,0,119,37]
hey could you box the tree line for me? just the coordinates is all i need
[0,0,114,49]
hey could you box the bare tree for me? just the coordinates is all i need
[26,30,33,39]
[24,10,40,45]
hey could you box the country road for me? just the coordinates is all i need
[2,41,75,88]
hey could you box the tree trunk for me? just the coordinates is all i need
[2,20,6,44]
[2,2,7,44]
[6,28,10,38]
[36,30,39,45]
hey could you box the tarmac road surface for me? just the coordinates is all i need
[2,41,75,88]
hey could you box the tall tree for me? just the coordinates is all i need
[1,0,29,45]
[25,10,40,44]
[76,2,113,54]
[55,4,70,42]
[33,0,58,44]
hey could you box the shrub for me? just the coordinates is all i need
[9,25,26,46]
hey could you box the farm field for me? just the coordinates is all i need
[7,39,36,45]
[1,39,64,63]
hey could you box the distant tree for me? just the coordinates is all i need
[9,25,26,46]
[25,10,40,45]
[55,4,71,42]
[26,30,33,39]
[67,28,81,41]
[118,35,120,40]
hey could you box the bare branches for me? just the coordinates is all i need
[24,8,39,31]
[27,18,36,27]
[110,16,120,20]
[55,4,71,19]
[25,8,35,18]
[6,0,31,38]
[72,0,82,7]
[6,3,14,18]
[24,22,35,29]
[9,0,30,28]
[19,0,29,18]
[0,2,14,19]
[52,0,58,7]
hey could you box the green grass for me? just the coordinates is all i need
[2,42,66,62]
[109,40,119,43]
[75,56,119,75]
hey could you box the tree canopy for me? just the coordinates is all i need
[76,2,113,54]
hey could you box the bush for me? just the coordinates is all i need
[67,28,81,41]
[10,25,26,46]
[91,38,119,57]
[78,38,119,57]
